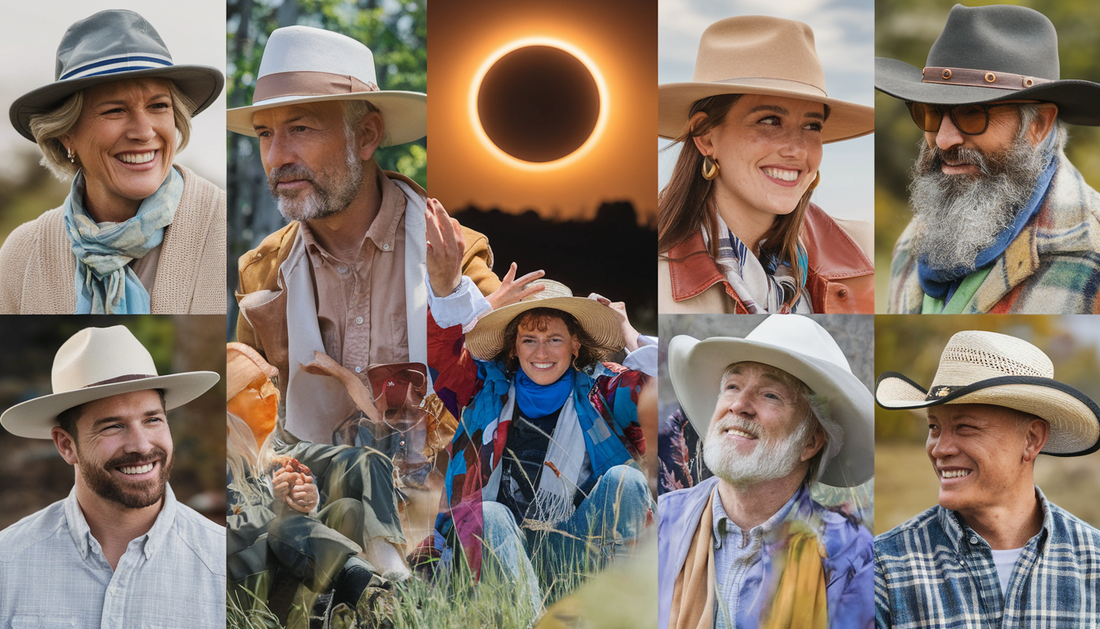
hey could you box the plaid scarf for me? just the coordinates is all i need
[708,220,811,314]
[63,168,182,314]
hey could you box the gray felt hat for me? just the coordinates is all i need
[875,4,1100,126]
[9,9,225,142]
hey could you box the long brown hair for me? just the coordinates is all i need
[658,94,828,308]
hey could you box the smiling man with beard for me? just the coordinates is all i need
[657,316,874,629]
[0,325,224,626]
[876,4,1100,314]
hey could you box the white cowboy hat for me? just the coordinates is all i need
[668,315,873,488]
[226,25,426,146]
[0,326,220,440]
[658,16,874,143]
[465,280,624,362]
[876,330,1100,456]
[9,9,223,143]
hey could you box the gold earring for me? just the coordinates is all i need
[808,171,820,190]
[701,155,719,180]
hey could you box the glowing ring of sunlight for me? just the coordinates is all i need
[469,37,609,172]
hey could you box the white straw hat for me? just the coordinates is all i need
[0,326,220,440]
[226,25,426,146]
[876,330,1100,456]
[465,280,623,361]
[668,315,873,487]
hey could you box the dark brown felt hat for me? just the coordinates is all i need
[875,4,1100,126]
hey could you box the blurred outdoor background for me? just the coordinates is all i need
[875,0,1100,311]
[0,0,227,266]
[875,315,1100,532]
[658,314,876,533]
[227,0,426,338]
[0,316,226,529]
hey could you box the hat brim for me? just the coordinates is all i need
[668,336,873,488]
[226,91,427,147]
[9,65,225,143]
[657,81,875,143]
[875,373,1100,456]
[0,371,220,440]
[465,297,624,362]
[874,57,1100,126]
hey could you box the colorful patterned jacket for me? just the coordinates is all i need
[888,153,1100,313]
[425,313,648,577]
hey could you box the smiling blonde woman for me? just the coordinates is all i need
[2,9,226,314]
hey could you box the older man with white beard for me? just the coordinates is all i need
[657,316,874,629]
[876,4,1100,314]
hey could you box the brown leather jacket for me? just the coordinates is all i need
[657,203,873,313]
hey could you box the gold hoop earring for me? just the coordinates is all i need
[808,171,820,190]
[701,155,719,180]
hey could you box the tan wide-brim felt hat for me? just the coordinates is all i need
[1,326,220,440]
[876,330,1100,457]
[226,25,426,147]
[658,16,874,144]
[668,315,874,488]
[465,280,624,362]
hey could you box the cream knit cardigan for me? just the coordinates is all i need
[0,165,225,314]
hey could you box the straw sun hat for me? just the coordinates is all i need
[668,315,873,488]
[658,16,874,143]
[1,326,220,440]
[9,9,224,142]
[226,25,427,146]
[876,330,1100,457]
[464,280,624,362]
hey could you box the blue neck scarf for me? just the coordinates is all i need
[63,167,182,314]
[515,367,575,418]
[918,138,1058,302]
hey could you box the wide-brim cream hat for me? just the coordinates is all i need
[9,9,223,143]
[876,330,1100,456]
[465,280,624,361]
[1,326,220,440]
[226,25,426,146]
[227,342,278,401]
[668,315,873,488]
[658,16,874,144]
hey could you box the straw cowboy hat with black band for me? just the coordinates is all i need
[668,315,874,488]
[876,330,1100,457]
[9,9,224,143]
[658,15,875,143]
[464,279,624,362]
[875,4,1100,126]
[0,326,220,440]
[226,25,426,146]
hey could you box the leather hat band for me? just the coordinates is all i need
[253,70,378,103]
[922,66,1054,91]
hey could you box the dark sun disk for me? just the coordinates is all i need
[477,46,600,163]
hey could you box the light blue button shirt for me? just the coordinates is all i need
[0,484,226,628]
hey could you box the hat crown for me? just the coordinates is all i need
[54,10,173,82]
[255,26,378,97]
[930,330,1053,389]
[744,315,853,375]
[692,16,826,97]
[927,4,1059,80]
[52,326,159,395]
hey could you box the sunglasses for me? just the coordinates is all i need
[904,101,1028,135]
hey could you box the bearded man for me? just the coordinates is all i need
[657,315,874,629]
[876,4,1100,313]
[0,326,224,626]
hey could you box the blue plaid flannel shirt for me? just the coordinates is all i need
[874,487,1100,628]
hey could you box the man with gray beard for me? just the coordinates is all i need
[876,4,1100,313]
[657,316,874,629]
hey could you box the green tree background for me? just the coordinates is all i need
[874,0,1100,311]
[226,0,427,337]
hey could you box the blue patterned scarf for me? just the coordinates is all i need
[63,168,182,314]
[709,219,811,314]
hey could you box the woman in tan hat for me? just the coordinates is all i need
[658,16,875,314]
[1,9,225,315]
[420,211,655,614]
